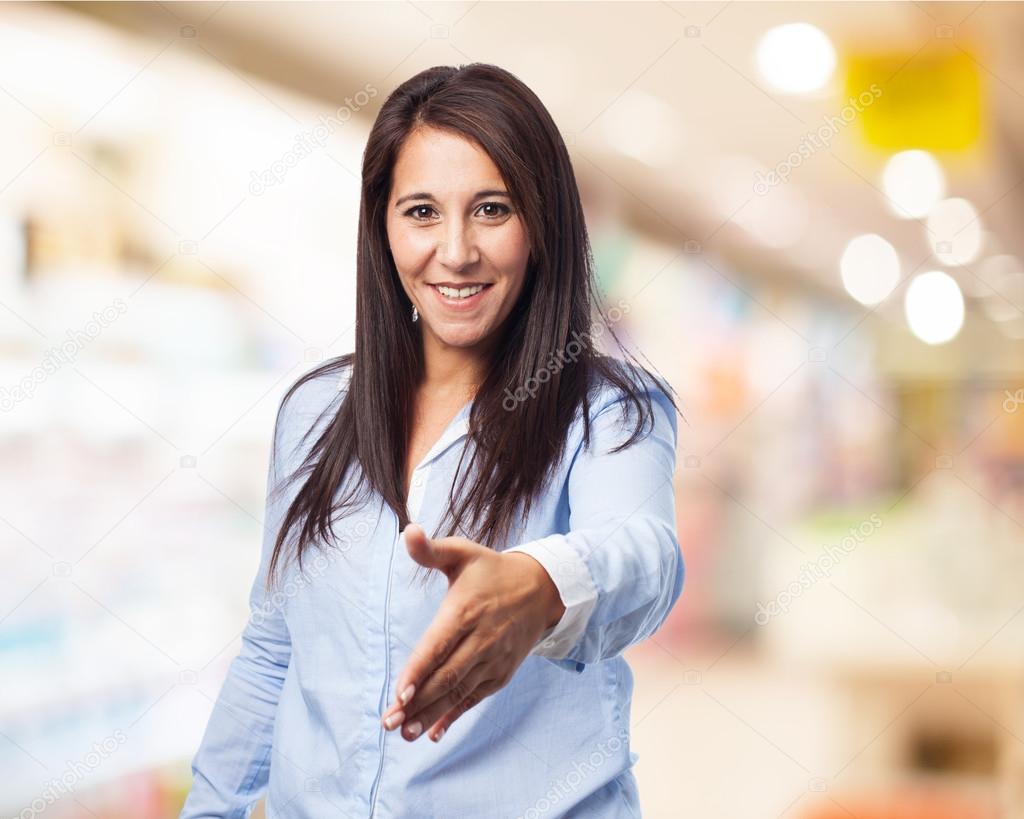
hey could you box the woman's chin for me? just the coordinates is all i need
[427,323,495,351]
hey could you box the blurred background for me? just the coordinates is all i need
[2,1,1023,817]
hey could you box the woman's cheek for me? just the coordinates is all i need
[402,233,438,271]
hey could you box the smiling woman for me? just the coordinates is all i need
[179,62,686,819]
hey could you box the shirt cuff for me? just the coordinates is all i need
[504,535,598,660]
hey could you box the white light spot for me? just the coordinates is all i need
[755,23,836,95]
[904,270,965,345]
[882,150,946,219]
[840,234,900,305]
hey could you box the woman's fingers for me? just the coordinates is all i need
[409,667,497,742]
[381,525,482,726]
[396,636,489,739]
[382,589,473,724]
[426,677,504,741]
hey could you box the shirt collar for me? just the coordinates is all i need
[413,398,473,472]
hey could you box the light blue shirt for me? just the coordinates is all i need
[180,358,684,818]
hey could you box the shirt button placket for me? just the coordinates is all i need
[409,466,428,521]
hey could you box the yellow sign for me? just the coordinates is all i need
[845,43,983,151]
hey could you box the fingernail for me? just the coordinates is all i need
[383,711,404,730]
[399,684,415,705]
[431,726,446,742]
[406,720,422,738]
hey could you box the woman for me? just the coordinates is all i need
[181,62,685,818]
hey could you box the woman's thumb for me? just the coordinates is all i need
[403,523,461,573]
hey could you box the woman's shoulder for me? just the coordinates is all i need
[280,355,352,414]
[563,355,679,462]
[273,355,353,453]
[585,354,675,422]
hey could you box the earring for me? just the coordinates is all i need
[411,305,419,323]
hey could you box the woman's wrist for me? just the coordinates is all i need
[504,552,566,630]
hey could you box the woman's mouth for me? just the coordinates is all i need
[428,283,493,310]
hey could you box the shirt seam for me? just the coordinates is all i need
[242,744,272,807]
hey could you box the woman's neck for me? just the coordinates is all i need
[420,329,492,397]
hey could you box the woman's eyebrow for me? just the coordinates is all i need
[394,189,511,207]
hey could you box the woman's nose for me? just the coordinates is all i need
[437,223,479,270]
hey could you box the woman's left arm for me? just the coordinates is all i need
[505,382,685,671]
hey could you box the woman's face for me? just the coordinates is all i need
[386,126,531,354]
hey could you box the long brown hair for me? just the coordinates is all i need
[266,63,682,589]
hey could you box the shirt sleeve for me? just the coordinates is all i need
[504,378,684,674]
[179,390,298,818]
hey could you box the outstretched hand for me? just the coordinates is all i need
[380,523,565,743]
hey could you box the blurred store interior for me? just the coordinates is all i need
[1,1,1023,817]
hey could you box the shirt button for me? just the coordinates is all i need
[413,476,424,488]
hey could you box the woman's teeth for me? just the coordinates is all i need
[435,284,485,299]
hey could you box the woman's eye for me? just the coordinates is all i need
[405,205,437,221]
[478,202,510,218]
